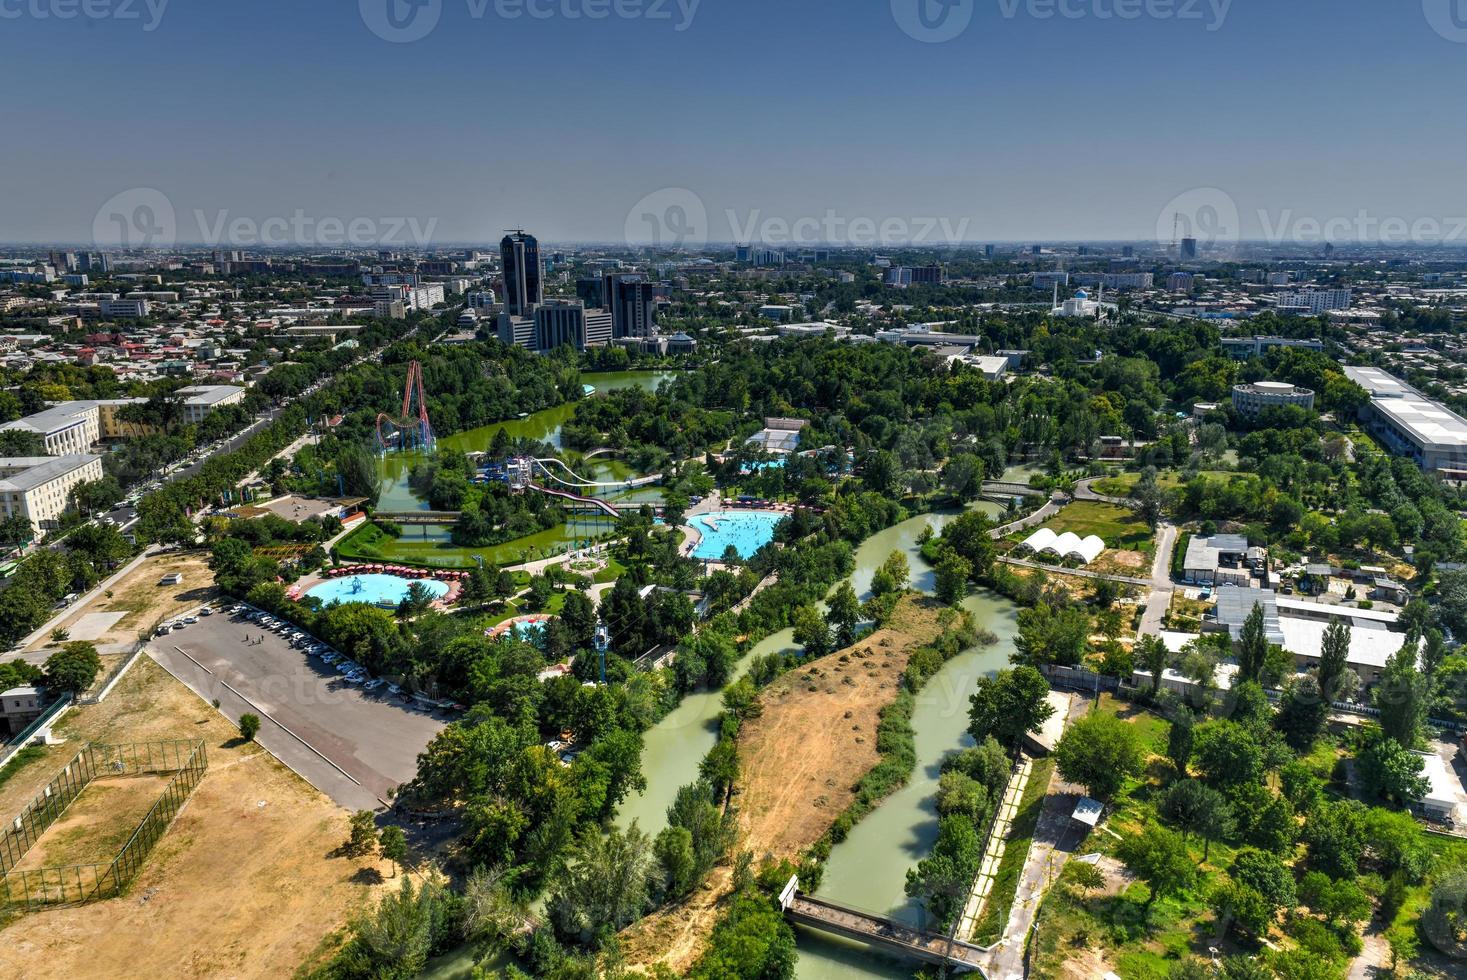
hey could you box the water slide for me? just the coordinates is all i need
[526,482,622,519]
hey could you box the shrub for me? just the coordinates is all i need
[238,712,261,741]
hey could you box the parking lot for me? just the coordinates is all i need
[151,607,445,812]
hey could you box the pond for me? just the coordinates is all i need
[368,371,677,566]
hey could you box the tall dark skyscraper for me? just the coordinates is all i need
[500,230,543,316]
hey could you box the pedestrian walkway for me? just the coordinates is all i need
[957,756,1033,939]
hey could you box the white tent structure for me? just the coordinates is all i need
[1019,528,1058,555]
[1020,527,1106,565]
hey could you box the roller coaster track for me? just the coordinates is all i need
[376,361,433,453]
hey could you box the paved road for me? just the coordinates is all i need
[151,608,444,811]
[1137,523,1178,639]
[978,694,1088,980]
[1072,477,1131,506]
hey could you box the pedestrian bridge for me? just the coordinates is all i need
[981,480,1047,498]
[779,878,990,975]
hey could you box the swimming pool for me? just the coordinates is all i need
[306,574,450,608]
[688,511,784,560]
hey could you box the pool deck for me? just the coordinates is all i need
[290,567,464,610]
[682,505,791,562]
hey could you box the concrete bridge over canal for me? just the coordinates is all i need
[980,480,1047,499]
[780,878,990,975]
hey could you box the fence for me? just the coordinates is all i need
[0,740,206,910]
[0,694,72,771]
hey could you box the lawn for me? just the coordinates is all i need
[1092,470,1234,499]
[970,755,1056,944]
[1033,501,1155,556]
[336,519,621,569]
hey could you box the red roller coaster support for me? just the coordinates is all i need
[376,360,435,453]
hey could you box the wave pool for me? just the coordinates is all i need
[688,510,784,560]
[306,574,450,608]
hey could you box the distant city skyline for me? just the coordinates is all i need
[3,0,1466,245]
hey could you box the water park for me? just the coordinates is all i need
[296,566,463,609]
[685,510,784,560]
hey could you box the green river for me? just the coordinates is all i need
[418,382,1025,977]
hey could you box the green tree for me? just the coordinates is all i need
[1376,638,1430,747]
[1315,617,1355,704]
[238,712,261,742]
[1357,730,1429,806]
[1191,720,1264,789]
[934,551,972,604]
[655,825,698,899]
[547,821,656,947]
[1302,799,1366,879]
[1137,634,1170,699]
[826,581,861,649]
[870,550,910,597]
[339,875,448,980]
[345,809,379,858]
[1211,881,1272,938]
[1012,602,1090,668]
[1055,711,1144,801]
[1117,824,1197,911]
[1275,675,1328,751]
[792,604,830,659]
[968,666,1055,754]
[1168,710,1195,777]
[1160,779,1235,861]
[1230,848,1297,910]
[1237,602,1269,683]
[379,825,408,877]
[42,641,102,696]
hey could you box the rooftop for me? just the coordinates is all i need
[1213,585,1285,645]
[0,454,102,492]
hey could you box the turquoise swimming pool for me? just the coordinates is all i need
[306,574,449,608]
[688,511,784,560]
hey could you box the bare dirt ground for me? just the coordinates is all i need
[0,657,389,979]
[619,596,948,974]
[24,552,216,658]
[12,775,170,872]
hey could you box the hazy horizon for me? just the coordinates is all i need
[4,0,1466,248]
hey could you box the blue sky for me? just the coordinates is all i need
[2,0,1464,245]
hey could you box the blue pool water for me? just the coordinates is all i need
[306,574,450,607]
[688,511,784,560]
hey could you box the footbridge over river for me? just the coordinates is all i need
[981,480,1047,499]
[779,878,991,975]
